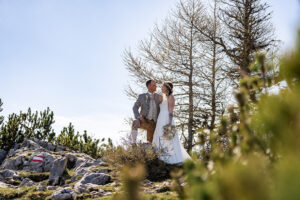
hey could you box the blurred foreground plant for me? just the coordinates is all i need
[113,164,146,200]
[171,31,300,200]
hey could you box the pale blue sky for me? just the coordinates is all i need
[0,0,299,143]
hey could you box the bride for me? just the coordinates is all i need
[152,82,191,164]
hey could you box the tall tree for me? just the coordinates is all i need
[0,99,3,126]
[124,0,208,151]
[219,0,276,80]
[193,0,229,130]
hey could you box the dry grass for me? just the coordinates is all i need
[103,143,181,181]
[103,143,157,168]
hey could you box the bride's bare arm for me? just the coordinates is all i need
[168,95,175,125]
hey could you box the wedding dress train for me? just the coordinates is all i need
[152,95,191,164]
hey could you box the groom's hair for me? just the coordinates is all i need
[146,80,153,87]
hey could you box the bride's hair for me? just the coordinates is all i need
[164,82,173,96]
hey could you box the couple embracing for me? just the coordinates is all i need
[131,80,190,164]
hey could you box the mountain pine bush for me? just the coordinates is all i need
[0,106,112,158]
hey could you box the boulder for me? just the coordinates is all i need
[0,150,7,164]
[0,181,16,188]
[66,154,77,169]
[47,186,58,190]
[1,158,18,170]
[0,169,19,179]
[8,149,16,157]
[31,138,66,152]
[42,153,56,172]
[23,156,44,172]
[74,182,102,193]
[80,173,110,185]
[21,139,41,150]
[76,159,102,169]
[50,188,76,200]
[37,185,46,191]
[70,168,89,183]
[49,158,68,186]
[20,178,35,187]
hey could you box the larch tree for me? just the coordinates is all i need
[124,0,208,151]
[193,0,230,130]
[0,99,3,126]
[218,0,276,81]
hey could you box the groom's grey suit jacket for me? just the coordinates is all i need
[133,93,160,120]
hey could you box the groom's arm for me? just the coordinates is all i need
[133,94,142,119]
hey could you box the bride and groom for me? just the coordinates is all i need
[131,80,190,164]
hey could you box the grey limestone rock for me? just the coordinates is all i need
[0,150,7,164]
[20,178,35,187]
[0,181,16,188]
[80,173,111,185]
[48,158,68,186]
[50,188,76,200]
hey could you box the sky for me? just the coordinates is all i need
[0,0,299,144]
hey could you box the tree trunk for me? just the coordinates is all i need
[187,25,194,152]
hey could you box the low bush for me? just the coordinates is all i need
[0,105,113,159]
[103,143,181,181]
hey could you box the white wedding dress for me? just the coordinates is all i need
[152,95,191,164]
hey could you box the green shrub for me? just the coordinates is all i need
[0,105,112,159]
[55,123,113,159]
[0,107,55,151]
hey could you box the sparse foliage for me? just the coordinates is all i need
[219,0,277,80]
[55,123,113,158]
[171,31,300,200]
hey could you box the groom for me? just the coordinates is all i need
[131,80,160,144]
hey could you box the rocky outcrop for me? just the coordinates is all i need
[49,158,68,186]
[0,138,84,173]
[0,169,19,179]
[0,138,112,199]
[0,138,180,199]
